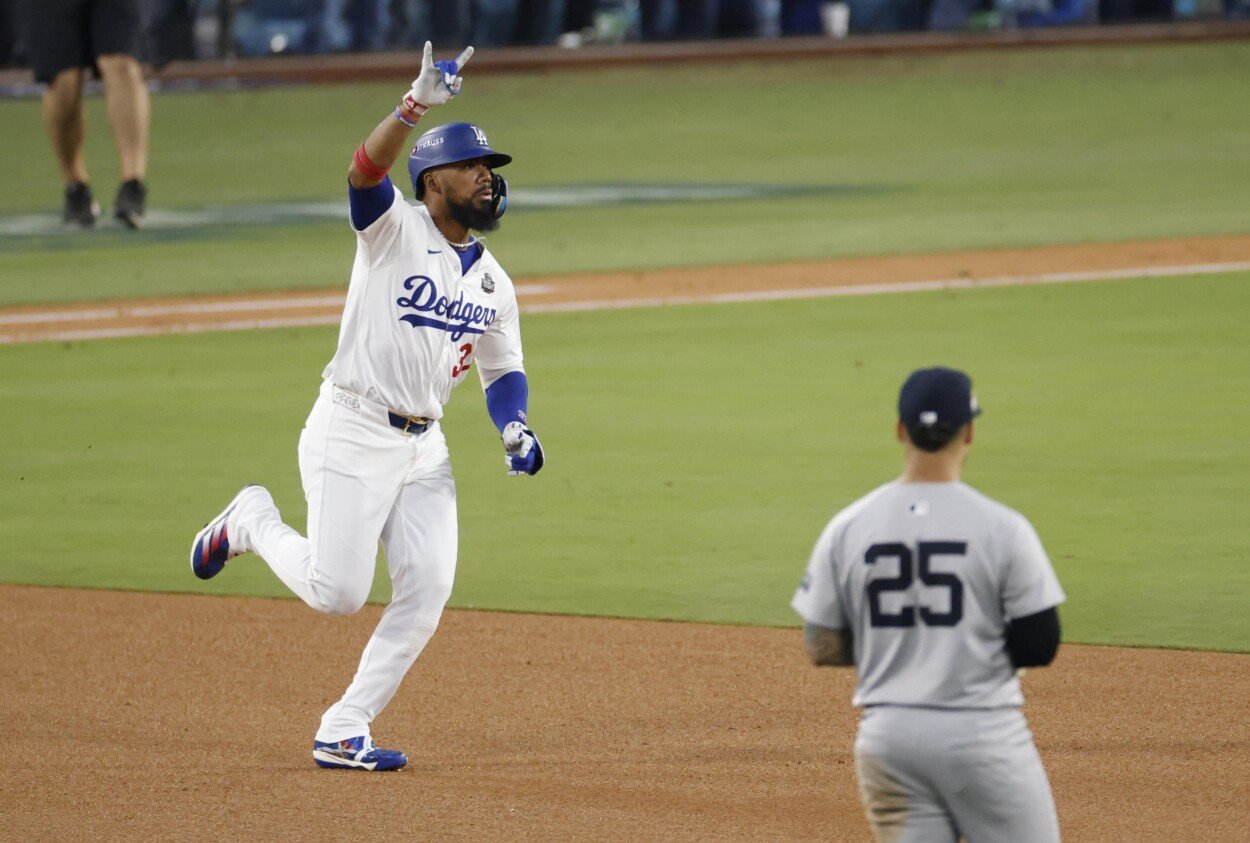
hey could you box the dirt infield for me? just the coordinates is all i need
[4,233,1250,344]
[1,585,1246,841]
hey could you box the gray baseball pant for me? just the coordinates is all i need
[854,705,1060,842]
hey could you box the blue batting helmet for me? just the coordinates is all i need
[408,122,512,201]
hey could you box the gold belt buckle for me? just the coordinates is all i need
[402,414,429,433]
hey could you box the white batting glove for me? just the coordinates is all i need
[396,42,474,126]
[502,421,545,477]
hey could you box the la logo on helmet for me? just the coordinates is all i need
[472,126,489,146]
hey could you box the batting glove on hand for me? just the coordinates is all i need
[501,421,544,477]
[397,42,473,125]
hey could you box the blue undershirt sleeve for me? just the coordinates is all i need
[484,370,529,432]
[348,175,396,231]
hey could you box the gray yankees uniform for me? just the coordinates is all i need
[793,479,1066,842]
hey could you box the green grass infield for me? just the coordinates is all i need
[2,272,1247,652]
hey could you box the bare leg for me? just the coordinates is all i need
[41,68,89,185]
[96,53,149,181]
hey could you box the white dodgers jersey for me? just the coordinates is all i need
[791,481,1065,709]
[323,184,524,418]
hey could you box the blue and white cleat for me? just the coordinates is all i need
[312,736,408,771]
[189,485,264,580]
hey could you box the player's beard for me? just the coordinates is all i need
[447,194,500,234]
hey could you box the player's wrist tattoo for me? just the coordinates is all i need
[805,624,854,667]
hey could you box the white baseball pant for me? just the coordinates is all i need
[239,380,458,742]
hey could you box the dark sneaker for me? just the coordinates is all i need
[113,178,147,229]
[63,181,100,227]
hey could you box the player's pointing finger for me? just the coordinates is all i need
[454,45,474,69]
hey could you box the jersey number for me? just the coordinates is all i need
[864,542,966,628]
[451,343,474,378]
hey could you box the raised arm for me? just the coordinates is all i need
[348,43,474,189]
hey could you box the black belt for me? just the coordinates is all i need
[387,412,432,434]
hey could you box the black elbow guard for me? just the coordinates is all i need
[1005,607,1061,668]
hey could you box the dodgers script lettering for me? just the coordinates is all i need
[396,275,497,341]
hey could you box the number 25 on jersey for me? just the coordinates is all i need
[865,541,966,628]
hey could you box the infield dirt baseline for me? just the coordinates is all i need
[1,233,1248,344]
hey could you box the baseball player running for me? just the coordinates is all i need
[792,367,1065,841]
[189,43,544,772]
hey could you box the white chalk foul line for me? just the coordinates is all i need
[127,294,348,318]
[0,286,555,327]
[521,260,1250,313]
[0,314,345,344]
[0,294,349,325]
[1,259,1247,343]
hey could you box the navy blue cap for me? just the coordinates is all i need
[898,367,982,434]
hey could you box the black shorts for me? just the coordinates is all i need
[21,0,142,83]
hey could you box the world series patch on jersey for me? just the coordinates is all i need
[792,480,1065,709]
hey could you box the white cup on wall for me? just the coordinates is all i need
[821,1,851,38]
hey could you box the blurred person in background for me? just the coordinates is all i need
[388,0,470,49]
[781,0,923,32]
[927,0,983,29]
[345,0,391,50]
[561,0,598,31]
[640,0,767,39]
[779,0,824,32]
[1010,0,1093,27]
[471,0,568,45]
[303,0,401,53]
[390,0,568,49]
[473,0,525,44]
[144,0,196,66]
[929,0,1093,30]
[514,0,570,44]
[1,0,19,67]
[640,0,718,38]
[1099,0,1171,20]
[843,0,925,31]
[428,0,472,44]
[18,0,150,227]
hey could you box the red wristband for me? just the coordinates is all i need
[353,144,389,182]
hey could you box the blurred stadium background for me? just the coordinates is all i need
[0,0,1248,72]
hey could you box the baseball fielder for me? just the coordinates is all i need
[189,43,543,772]
[792,367,1065,841]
